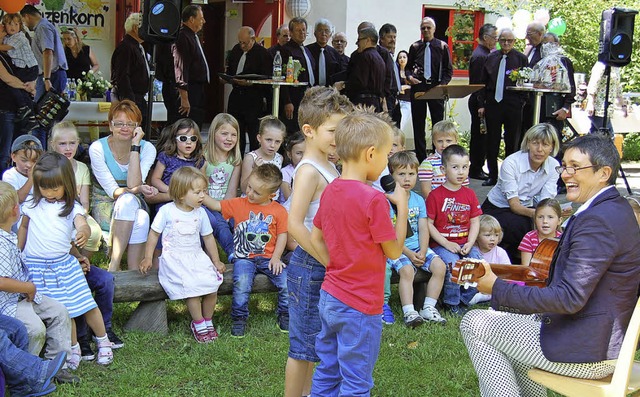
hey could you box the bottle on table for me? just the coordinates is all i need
[286,56,294,83]
[273,51,283,80]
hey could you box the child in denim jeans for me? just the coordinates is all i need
[427,145,484,316]
[204,164,288,338]
[310,111,408,396]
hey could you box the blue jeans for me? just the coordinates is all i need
[433,245,483,306]
[0,110,15,174]
[76,265,115,338]
[311,290,382,397]
[0,314,48,396]
[204,207,235,259]
[588,115,614,136]
[287,246,325,362]
[232,257,288,321]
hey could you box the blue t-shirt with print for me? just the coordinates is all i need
[389,191,426,251]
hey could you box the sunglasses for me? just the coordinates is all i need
[176,135,198,143]
[246,233,271,244]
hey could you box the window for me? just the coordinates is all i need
[423,7,485,78]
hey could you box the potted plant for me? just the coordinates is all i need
[76,70,111,101]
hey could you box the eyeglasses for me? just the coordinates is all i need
[333,39,346,44]
[176,135,198,143]
[499,39,515,43]
[555,165,599,175]
[111,121,138,129]
[246,232,271,244]
[420,26,432,31]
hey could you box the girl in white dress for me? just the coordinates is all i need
[139,167,225,343]
[19,152,113,368]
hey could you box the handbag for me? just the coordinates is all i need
[35,88,70,129]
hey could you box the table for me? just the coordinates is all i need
[246,79,308,118]
[65,101,168,122]
[507,85,570,125]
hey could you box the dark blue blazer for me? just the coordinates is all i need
[492,187,640,363]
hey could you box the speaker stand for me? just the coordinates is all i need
[146,43,157,140]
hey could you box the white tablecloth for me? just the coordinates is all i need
[65,101,168,122]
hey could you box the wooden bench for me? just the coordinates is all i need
[113,264,432,334]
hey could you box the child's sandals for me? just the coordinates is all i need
[96,338,114,365]
[67,343,81,370]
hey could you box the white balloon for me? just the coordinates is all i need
[495,16,513,31]
[515,24,527,39]
[513,9,532,27]
[534,8,550,25]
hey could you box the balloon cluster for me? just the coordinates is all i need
[0,0,26,13]
[495,8,567,41]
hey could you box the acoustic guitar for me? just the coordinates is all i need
[450,238,559,288]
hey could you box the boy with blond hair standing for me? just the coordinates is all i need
[284,87,353,397]
[310,111,408,396]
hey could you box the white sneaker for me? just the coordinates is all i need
[419,306,447,324]
[403,310,424,328]
[468,292,492,306]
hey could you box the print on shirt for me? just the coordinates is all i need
[441,198,471,237]
[233,211,273,258]
[209,166,230,200]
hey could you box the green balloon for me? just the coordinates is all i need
[548,17,567,36]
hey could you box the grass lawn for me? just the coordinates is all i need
[54,287,485,396]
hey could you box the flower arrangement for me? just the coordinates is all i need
[76,70,111,99]
[507,67,534,82]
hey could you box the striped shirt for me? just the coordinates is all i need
[418,152,470,191]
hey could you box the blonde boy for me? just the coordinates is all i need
[418,120,469,198]
[284,86,353,397]
[310,111,408,395]
[386,151,447,327]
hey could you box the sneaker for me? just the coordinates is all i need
[381,303,395,325]
[468,292,492,306]
[106,328,124,349]
[96,337,113,365]
[420,306,448,324]
[78,335,95,361]
[67,344,81,370]
[190,321,211,343]
[53,368,80,385]
[231,320,246,338]
[38,351,65,394]
[443,304,467,317]
[277,314,289,333]
[403,310,424,328]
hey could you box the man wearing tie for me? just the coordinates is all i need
[478,29,528,186]
[307,19,341,87]
[226,26,271,153]
[173,5,209,129]
[407,17,453,162]
[332,32,349,74]
[521,22,546,133]
[379,23,402,127]
[279,17,315,133]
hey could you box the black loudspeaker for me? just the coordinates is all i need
[140,0,182,44]
[598,7,638,67]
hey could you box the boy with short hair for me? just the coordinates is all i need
[418,120,469,198]
[284,86,353,397]
[427,145,484,315]
[0,181,78,384]
[2,135,43,205]
[204,164,289,338]
[386,151,447,327]
[310,111,408,396]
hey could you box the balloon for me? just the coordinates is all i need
[548,17,567,36]
[514,25,527,40]
[0,0,26,13]
[513,9,532,28]
[495,16,512,31]
[534,8,550,25]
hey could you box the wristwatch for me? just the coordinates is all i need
[130,145,141,152]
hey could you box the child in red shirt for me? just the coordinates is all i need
[310,111,408,396]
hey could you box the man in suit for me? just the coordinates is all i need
[344,27,386,111]
[307,19,341,87]
[332,32,349,74]
[173,4,209,129]
[226,26,271,153]
[462,134,640,396]
[521,21,546,133]
[468,23,497,181]
[279,17,315,133]
[478,28,528,186]
[407,17,453,162]
[379,23,402,127]
[268,24,290,59]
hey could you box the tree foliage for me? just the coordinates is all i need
[459,0,640,92]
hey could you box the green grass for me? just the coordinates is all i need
[54,287,483,396]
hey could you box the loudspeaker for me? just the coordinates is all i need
[140,0,182,44]
[598,7,638,67]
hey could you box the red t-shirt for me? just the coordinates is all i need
[427,185,482,248]
[313,179,397,315]
[220,197,288,259]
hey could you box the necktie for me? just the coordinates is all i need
[237,52,247,74]
[495,54,507,103]
[302,45,315,86]
[423,42,431,80]
[528,47,536,63]
[139,44,150,77]
[319,47,326,86]
[195,35,210,83]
